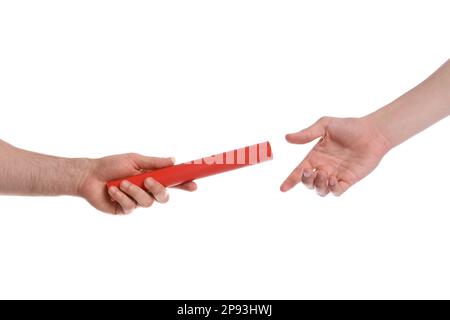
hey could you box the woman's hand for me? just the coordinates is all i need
[280,116,391,196]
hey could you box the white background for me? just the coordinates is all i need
[0,0,449,299]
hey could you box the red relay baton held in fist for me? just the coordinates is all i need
[106,141,273,189]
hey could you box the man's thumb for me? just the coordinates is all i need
[129,153,175,170]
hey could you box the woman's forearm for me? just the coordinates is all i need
[365,59,450,150]
[0,140,90,196]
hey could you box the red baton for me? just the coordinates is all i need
[106,141,273,189]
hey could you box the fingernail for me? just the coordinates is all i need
[121,180,131,189]
[329,179,336,186]
[144,178,154,188]
[170,157,176,164]
[161,191,169,202]
[303,170,311,178]
[109,186,118,195]
[154,189,169,203]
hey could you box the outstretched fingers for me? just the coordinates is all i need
[282,165,350,197]
[280,162,308,192]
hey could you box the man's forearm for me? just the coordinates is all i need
[365,59,450,149]
[0,140,90,196]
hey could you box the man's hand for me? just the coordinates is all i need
[280,117,390,196]
[0,140,196,214]
[78,153,197,215]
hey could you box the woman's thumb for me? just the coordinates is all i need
[285,117,329,144]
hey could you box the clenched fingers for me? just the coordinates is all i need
[144,178,170,203]
[119,180,154,208]
[108,186,137,214]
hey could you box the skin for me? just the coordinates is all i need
[281,59,450,196]
[0,142,196,214]
[2,60,449,210]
